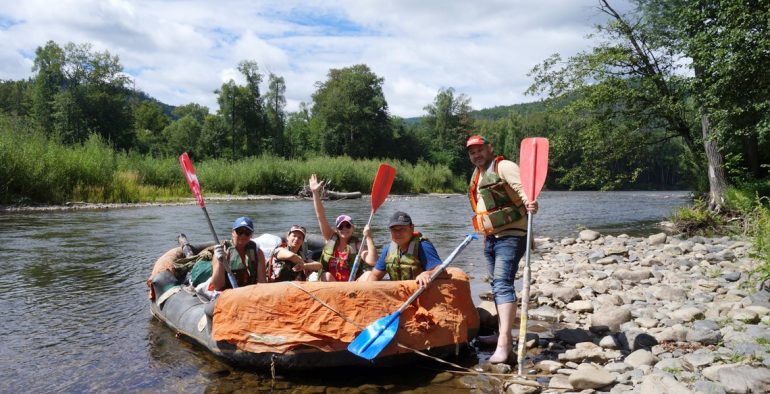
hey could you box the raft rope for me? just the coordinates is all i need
[287,282,542,387]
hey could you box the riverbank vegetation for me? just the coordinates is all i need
[0,121,460,204]
[671,180,770,287]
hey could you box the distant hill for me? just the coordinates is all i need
[133,90,176,118]
[400,100,550,125]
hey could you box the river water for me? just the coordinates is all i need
[0,191,690,392]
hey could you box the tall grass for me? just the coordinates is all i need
[1,119,464,204]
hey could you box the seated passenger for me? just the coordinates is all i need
[207,216,266,291]
[259,225,322,282]
[365,211,445,286]
[309,174,374,281]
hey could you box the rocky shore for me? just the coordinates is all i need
[472,230,770,394]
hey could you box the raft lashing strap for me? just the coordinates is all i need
[287,281,540,386]
[156,286,182,306]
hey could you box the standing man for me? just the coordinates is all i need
[466,135,538,364]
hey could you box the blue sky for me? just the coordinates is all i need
[0,0,629,117]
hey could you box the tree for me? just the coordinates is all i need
[310,64,392,158]
[420,87,474,174]
[284,102,315,158]
[215,61,269,158]
[162,115,201,157]
[527,0,735,207]
[265,73,286,154]
[30,41,134,149]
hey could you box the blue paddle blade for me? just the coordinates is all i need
[347,311,402,360]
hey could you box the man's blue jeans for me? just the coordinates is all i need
[484,235,526,305]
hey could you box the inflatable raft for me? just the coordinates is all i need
[147,235,480,370]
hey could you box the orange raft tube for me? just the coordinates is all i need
[148,245,480,370]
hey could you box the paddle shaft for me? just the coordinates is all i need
[516,211,534,375]
[348,210,374,282]
[395,234,475,314]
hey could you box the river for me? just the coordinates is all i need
[0,191,690,392]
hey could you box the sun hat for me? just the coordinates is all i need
[466,135,489,148]
[232,216,254,232]
[335,214,353,228]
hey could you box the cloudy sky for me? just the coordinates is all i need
[0,0,629,118]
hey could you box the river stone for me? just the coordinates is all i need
[654,357,683,372]
[686,327,722,345]
[639,374,693,394]
[536,360,563,373]
[566,300,593,313]
[662,244,684,255]
[529,305,561,322]
[653,285,688,301]
[505,382,540,394]
[561,237,576,245]
[555,328,593,345]
[682,350,715,371]
[612,268,652,281]
[692,381,726,394]
[723,272,741,282]
[728,309,760,324]
[624,349,657,368]
[552,286,579,303]
[636,317,659,328]
[547,374,572,390]
[591,305,632,332]
[604,245,628,256]
[668,306,704,322]
[580,230,601,242]
[713,365,770,394]
[599,335,619,349]
[648,233,667,245]
[569,363,615,390]
[605,361,632,374]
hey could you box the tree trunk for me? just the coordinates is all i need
[700,110,728,211]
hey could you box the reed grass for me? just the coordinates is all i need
[1,119,464,204]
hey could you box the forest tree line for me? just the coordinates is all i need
[1,0,768,201]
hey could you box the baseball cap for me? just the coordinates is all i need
[232,216,254,231]
[288,224,306,236]
[335,214,353,228]
[388,211,413,228]
[466,135,489,148]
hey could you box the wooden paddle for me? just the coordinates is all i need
[348,163,396,281]
[178,152,238,289]
[516,137,549,375]
[347,233,477,360]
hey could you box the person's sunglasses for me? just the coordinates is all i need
[338,222,352,230]
[235,228,253,236]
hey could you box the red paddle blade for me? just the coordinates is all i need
[519,137,549,202]
[370,164,396,212]
[179,152,205,208]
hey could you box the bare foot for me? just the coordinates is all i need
[488,345,512,364]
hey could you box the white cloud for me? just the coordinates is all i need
[0,0,630,117]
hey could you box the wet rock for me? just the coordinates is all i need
[559,342,621,363]
[529,306,561,322]
[459,374,497,392]
[569,363,615,390]
[430,372,453,384]
[624,349,657,368]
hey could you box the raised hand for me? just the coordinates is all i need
[309,174,324,193]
